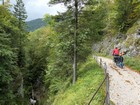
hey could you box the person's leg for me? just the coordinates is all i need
[113,56,116,62]
[114,55,117,63]
[122,62,124,68]
[120,62,123,68]
[116,56,119,66]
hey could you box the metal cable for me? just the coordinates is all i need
[88,74,107,105]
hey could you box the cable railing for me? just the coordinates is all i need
[88,56,110,105]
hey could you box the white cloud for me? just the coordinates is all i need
[10,0,66,21]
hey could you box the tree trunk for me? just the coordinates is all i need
[19,74,24,105]
[2,0,4,5]
[73,0,78,84]
[21,77,24,98]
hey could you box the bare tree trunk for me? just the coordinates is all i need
[73,0,78,84]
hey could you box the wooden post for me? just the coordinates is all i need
[106,73,110,105]
[94,56,97,63]
[104,62,107,75]
[103,62,110,105]
[104,63,110,105]
[100,58,102,67]
[94,56,96,60]
[95,56,97,63]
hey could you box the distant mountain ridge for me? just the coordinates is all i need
[26,18,46,32]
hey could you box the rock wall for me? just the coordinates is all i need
[93,32,140,57]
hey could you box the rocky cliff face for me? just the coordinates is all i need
[93,30,140,57]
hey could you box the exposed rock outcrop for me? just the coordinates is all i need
[93,31,140,57]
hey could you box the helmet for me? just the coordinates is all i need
[114,45,118,48]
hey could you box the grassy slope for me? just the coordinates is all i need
[124,57,140,72]
[51,58,105,105]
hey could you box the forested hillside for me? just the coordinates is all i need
[26,18,46,32]
[0,0,140,105]
[0,0,28,104]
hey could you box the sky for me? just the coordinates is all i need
[9,0,67,21]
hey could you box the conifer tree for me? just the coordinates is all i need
[14,0,27,29]
[13,0,27,102]
[13,0,27,68]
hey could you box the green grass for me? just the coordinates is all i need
[126,21,140,35]
[51,58,105,105]
[94,53,112,59]
[124,56,140,71]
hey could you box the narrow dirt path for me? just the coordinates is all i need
[95,56,140,105]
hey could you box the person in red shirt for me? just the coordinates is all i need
[112,47,120,64]
[112,47,119,56]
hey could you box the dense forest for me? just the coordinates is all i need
[0,0,140,105]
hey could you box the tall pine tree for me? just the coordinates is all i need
[13,0,27,102]
[13,0,27,70]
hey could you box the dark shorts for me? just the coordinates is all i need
[114,55,119,63]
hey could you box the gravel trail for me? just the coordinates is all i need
[95,56,140,105]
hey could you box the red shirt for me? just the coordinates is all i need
[113,48,119,55]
